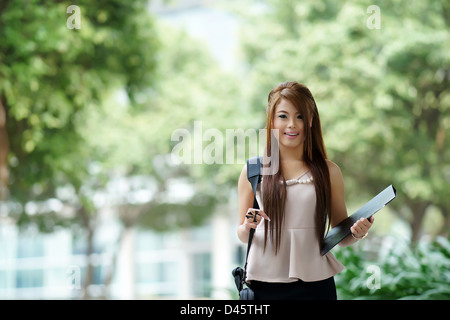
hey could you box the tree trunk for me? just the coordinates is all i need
[82,225,95,299]
[78,206,95,299]
[438,206,449,238]
[101,202,147,299]
[0,97,9,201]
[407,199,430,244]
[102,227,126,299]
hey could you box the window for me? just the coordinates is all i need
[192,253,211,298]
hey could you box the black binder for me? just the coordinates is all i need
[321,185,397,256]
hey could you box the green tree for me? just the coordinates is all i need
[0,0,159,298]
[70,20,244,297]
[231,0,450,242]
[1,0,244,298]
[1,0,158,204]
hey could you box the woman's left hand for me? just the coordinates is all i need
[350,216,374,240]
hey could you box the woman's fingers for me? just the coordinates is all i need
[351,217,374,237]
[258,210,271,221]
[246,209,270,221]
[244,209,270,229]
[245,222,258,230]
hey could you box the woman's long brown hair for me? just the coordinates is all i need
[262,81,331,254]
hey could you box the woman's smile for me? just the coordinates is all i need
[284,131,299,139]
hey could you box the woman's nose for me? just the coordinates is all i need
[288,118,296,128]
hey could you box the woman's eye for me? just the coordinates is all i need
[297,115,303,119]
[278,114,287,119]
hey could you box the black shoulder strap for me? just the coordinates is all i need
[243,156,262,281]
[247,156,262,210]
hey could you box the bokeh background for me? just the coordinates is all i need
[0,0,449,300]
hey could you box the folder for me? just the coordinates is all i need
[321,185,397,256]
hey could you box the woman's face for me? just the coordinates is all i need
[272,98,306,150]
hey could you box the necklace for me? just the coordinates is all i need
[283,163,311,186]
[261,174,314,185]
[285,174,314,186]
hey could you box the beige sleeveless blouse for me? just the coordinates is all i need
[246,171,344,283]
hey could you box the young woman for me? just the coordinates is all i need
[237,81,374,300]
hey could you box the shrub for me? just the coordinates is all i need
[334,236,450,300]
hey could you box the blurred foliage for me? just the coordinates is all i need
[1,0,449,298]
[4,0,448,236]
[228,0,450,242]
[1,0,235,233]
[334,236,450,299]
[1,0,158,205]
[1,0,237,296]
[139,193,217,231]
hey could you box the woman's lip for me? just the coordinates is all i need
[284,132,299,139]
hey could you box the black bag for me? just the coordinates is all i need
[232,266,255,300]
[232,156,261,300]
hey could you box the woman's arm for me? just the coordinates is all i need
[327,160,373,247]
[237,164,270,243]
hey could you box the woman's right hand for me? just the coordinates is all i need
[242,208,270,230]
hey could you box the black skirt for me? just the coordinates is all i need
[249,276,337,300]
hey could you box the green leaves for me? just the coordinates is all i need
[235,0,450,241]
[2,0,245,234]
[1,0,158,195]
[334,236,450,300]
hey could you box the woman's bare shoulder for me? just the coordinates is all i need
[238,164,251,189]
[326,159,344,181]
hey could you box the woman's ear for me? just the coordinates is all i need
[309,117,313,128]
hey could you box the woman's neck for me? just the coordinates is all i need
[279,144,304,162]
[279,146,308,179]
